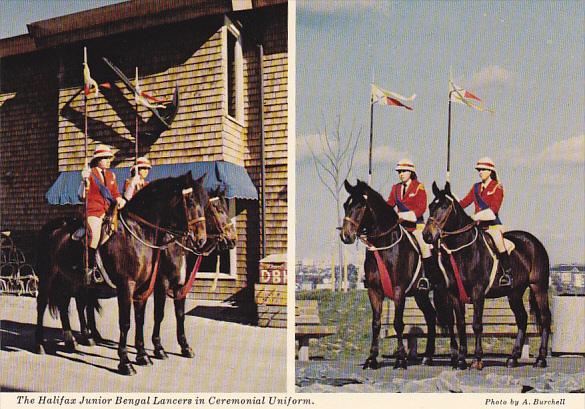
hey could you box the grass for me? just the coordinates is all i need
[297,289,544,361]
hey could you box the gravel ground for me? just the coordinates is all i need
[1,295,286,392]
[296,356,585,393]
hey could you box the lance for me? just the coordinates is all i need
[368,91,374,185]
[135,67,139,167]
[83,47,89,276]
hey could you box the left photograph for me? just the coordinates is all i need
[0,0,287,392]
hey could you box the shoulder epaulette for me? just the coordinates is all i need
[417,183,425,191]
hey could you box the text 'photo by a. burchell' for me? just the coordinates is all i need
[0,0,288,393]
[295,0,584,393]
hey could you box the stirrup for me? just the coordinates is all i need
[92,268,104,284]
[499,274,512,287]
[417,277,430,291]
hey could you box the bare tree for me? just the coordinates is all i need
[305,115,361,291]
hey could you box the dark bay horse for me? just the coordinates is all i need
[423,182,551,369]
[151,188,237,360]
[340,180,441,369]
[35,172,208,375]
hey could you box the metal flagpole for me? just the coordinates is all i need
[83,47,89,276]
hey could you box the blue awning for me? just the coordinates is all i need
[46,161,258,205]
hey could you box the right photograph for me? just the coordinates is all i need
[295,1,584,393]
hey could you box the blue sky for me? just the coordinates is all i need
[1,0,125,39]
[296,1,584,265]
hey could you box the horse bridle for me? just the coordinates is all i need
[427,195,476,238]
[121,187,206,248]
[343,198,399,243]
[206,197,233,242]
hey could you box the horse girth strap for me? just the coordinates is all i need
[373,250,394,301]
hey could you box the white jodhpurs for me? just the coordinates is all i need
[486,224,507,253]
[412,225,432,258]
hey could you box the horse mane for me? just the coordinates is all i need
[355,180,397,219]
[124,173,192,214]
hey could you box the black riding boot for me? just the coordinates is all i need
[498,251,512,287]
[85,248,97,286]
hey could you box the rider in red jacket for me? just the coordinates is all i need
[124,156,152,200]
[79,144,125,285]
[459,157,511,286]
[386,158,433,290]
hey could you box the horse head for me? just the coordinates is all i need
[340,179,370,244]
[124,171,207,246]
[208,187,237,250]
[423,181,469,244]
[184,172,208,249]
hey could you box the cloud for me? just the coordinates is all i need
[470,65,512,88]
[296,133,326,160]
[354,145,408,167]
[298,0,375,14]
[537,135,585,165]
[509,135,584,168]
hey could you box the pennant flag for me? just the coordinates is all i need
[371,83,415,110]
[449,81,494,113]
[134,67,166,109]
[83,48,110,97]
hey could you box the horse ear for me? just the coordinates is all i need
[432,181,439,196]
[344,179,353,193]
[445,181,452,194]
[195,172,207,186]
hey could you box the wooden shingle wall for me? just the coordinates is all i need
[0,52,78,259]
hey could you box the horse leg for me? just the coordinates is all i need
[175,297,193,358]
[152,280,168,359]
[414,292,436,366]
[506,291,528,368]
[453,297,468,370]
[75,296,93,346]
[86,297,104,344]
[531,284,551,368]
[117,287,136,375]
[133,299,153,366]
[35,288,48,354]
[58,298,77,353]
[434,288,458,366]
[363,288,383,370]
[393,292,408,369]
[470,297,485,370]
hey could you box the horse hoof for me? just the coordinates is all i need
[506,358,518,368]
[362,358,379,370]
[35,344,46,355]
[181,347,194,358]
[450,357,458,369]
[422,357,433,366]
[78,337,95,347]
[154,348,169,360]
[457,359,468,370]
[63,340,76,353]
[533,358,547,368]
[471,359,484,370]
[118,362,137,376]
[135,354,153,366]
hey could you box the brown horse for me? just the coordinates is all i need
[423,182,551,369]
[151,188,237,359]
[35,172,208,375]
[340,180,442,369]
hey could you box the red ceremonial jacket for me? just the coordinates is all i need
[386,179,427,228]
[459,179,504,215]
[86,167,121,217]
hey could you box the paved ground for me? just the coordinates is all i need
[1,296,286,392]
[296,356,585,392]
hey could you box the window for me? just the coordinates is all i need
[223,16,243,123]
[198,198,237,280]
